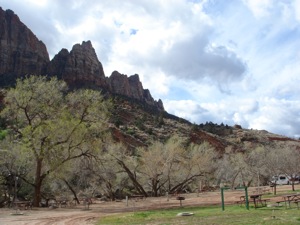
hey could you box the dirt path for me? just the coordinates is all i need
[0,185,294,225]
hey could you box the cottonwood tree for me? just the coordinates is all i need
[169,141,217,193]
[109,143,148,197]
[48,157,95,204]
[216,147,254,188]
[60,142,129,201]
[137,140,170,196]
[277,147,300,191]
[0,137,32,204]
[90,144,130,200]
[262,147,284,195]
[246,146,268,187]
[0,76,110,206]
[105,137,190,197]
[75,135,216,198]
[138,136,217,196]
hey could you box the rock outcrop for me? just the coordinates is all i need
[108,71,138,97]
[47,42,163,110]
[0,7,164,111]
[46,48,69,80]
[107,71,163,110]
[0,8,49,86]
[47,41,107,89]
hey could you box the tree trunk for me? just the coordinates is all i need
[273,182,277,195]
[106,182,115,201]
[152,178,159,197]
[169,175,200,194]
[63,179,80,204]
[33,159,43,207]
[117,160,148,197]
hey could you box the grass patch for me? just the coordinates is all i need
[97,205,300,225]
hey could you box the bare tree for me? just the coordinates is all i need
[108,143,148,197]
[216,147,254,189]
[262,147,284,195]
[279,148,300,191]
[138,136,217,196]
[246,146,268,187]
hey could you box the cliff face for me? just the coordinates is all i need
[47,41,107,89]
[0,7,164,111]
[47,42,163,110]
[46,48,69,80]
[106,71,163,110]
[0,8,49,86]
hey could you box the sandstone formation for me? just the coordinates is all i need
[46,48,69,80]
[47,41,107,89]
[0,7,164,111]
[107,71,163,110]
[0,8,49,86]
[47,42,164,110]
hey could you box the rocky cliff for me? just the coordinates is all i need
[107,71,163,110]
[0,8,49,86]
[0,7,164,111]
[47,40,107,89]
[47,41,163,110]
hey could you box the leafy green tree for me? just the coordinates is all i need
[0,76,110,206]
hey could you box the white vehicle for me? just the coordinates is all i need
[271,175,291,185]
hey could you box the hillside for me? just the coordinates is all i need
[109,95,300,152]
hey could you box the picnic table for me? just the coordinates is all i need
[176,196,185,206]
[239,194,269,208]
[250,194,262,208]
[281,193,300,209]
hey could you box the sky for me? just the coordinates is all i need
[1,0,300,137]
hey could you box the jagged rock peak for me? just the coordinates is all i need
[47,40,107,89]
[47,48,69,79]
[107,71,164,111]
[0,7,49,85]
[109,71,143,98]
[73,40,93,50]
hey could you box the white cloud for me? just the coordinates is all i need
[23,0,49,7]
[295,0,300,22]
[250,98,300,137]
[164,99,208,123]
[243,0,273,18]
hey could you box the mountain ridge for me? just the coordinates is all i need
[0,7,163,111]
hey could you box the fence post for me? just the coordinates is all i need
[221,187,229,211]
